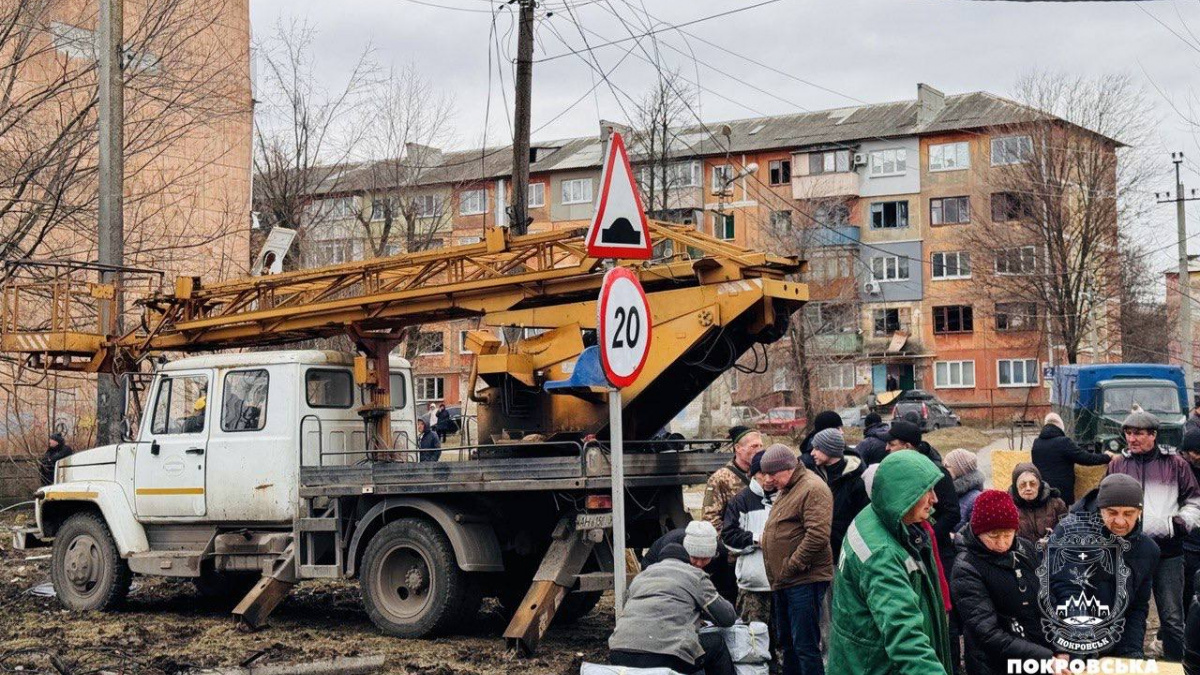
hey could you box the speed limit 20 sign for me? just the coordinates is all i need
[598,267,652,388]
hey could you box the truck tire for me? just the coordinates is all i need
[50,511,132,611]
[555,590,602,624]
[360,517,474,637]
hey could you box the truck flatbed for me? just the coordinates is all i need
[298,450,727,498]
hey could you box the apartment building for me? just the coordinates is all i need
[298,84,1122,424]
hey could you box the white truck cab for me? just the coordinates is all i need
[27,350,416,609]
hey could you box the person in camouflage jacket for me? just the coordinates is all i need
[703,426,764,532]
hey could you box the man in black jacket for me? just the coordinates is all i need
[802,429,869,562]
[38,433,72,486]
[1031,412,1114,503]
[1184,430,1200,620]
[1054,474,1161,659]
[856,413,889,466]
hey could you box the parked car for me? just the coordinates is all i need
[892,399,960,432]
[759,407,807,435]
[730,405,765,427]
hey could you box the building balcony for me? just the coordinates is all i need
[803,225,860,248]
[792,172,860,200]
[811,332,863,354]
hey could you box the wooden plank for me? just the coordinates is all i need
[232,576,295,631]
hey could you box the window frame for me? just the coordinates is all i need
[870,255,910,282]
[304,368,354,409]
[869,148,908,177]
[711,164,734,193]
[998,358,1039,388]
[934,360,976,389]
[769,159,792,185]
[872,308,902,337]
[769,210,794,232]
[929,142,970,172]
[931,196,970,226]
[561,178,594,205]
[821,363,856,390]
[412,194,440,218]
[221,369,269,433]
[458,189,487,216]
[416,331,445,355]
[870,200,910,229]
[713,213,735,240]
[151,374,211,436]
[931,251,971,280]
[527,182,546,208]
[991,135,1033,166]
[808,150,850,175]
[933,305,974,335]
[996,302,1038,332]
[416,376,445,402]
[995,245,1038,275]
[459,330,472,354]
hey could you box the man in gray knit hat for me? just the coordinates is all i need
[1105,410,1200,661]
[803,429,869,562]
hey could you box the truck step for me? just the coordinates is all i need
[296,517,338,532]
[127,550,204,577]
[297,564,342,579]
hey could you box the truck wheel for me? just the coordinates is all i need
[360,517,472,637]
[555,590,602,624]
[50,512,132,611]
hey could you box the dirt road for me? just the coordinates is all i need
[0,513,611,675]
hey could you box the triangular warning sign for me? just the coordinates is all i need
[586,132,653,260]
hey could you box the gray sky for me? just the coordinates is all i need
[250,0,1200,282]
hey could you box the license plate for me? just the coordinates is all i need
[576,513,612,530]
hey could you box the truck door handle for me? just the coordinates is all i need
[185,447,205,455]
[150,441,160,456]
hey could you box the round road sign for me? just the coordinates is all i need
[598,267,652,388]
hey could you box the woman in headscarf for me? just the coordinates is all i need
[1009,462,1067,543]
[800,410,843,455]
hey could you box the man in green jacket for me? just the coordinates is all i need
[828,450,953,675]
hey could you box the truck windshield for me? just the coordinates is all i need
[1101,386,1181,416]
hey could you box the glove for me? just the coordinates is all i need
[1172,516,1188,538]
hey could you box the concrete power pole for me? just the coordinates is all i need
[96,0,126,445]
[509,0,535,236]
[1158,153,1200,393]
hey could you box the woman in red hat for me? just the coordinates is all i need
[950,489,1067,675]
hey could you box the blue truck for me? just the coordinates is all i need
[1051,364,1189,452]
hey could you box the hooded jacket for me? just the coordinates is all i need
[1108,444,1200,557]
[857,422,891,466]
[951,530,1054,675]
[702,459,752,533]
[721,478,773,592]
[828,450,954,675]
[39,439,72,486]
[1009,464,1068,543]
[1031,423,1110,502]
[761,462,834,590]
[803,451,870,561]
[1053,492,1161,658]
[953,470,985,532]
[609,544,738,665]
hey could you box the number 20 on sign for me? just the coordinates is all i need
[598,267,652,388]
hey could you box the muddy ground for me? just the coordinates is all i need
[0,512,611,675]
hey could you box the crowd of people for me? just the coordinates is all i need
[606,407,1200,675]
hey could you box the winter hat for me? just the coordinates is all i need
[658,542,692,565]
[1011,462,1042,487]
[811,410,844,433]
[49,432,64,445]
[1097,474,1144,509]
[864,412,882,429]
[728,425,755,446]
[1044,412,1065,431]
[943,449,977,479]
[970,490,1021,536]
[759,443,798,473]
[887,420,922,447]
[1184,430,1200,454]
[749,450,766,476]
[683,520,718,558]
[812,429,846,459]
[1121,410,1160,431]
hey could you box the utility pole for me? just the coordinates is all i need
[1158,153,1200,392]
[96,0,126,445]
[509,0,535,236]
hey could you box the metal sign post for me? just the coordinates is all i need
[608,385,626,612]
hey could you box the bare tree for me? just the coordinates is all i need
[1120,233,1170,364]
[251,19,376,266]
[629,67,699,222]
[344,65,458,258]
[966,72,1158,364]
[0,0,247,279]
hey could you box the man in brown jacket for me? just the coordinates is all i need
[760,443,833,675]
